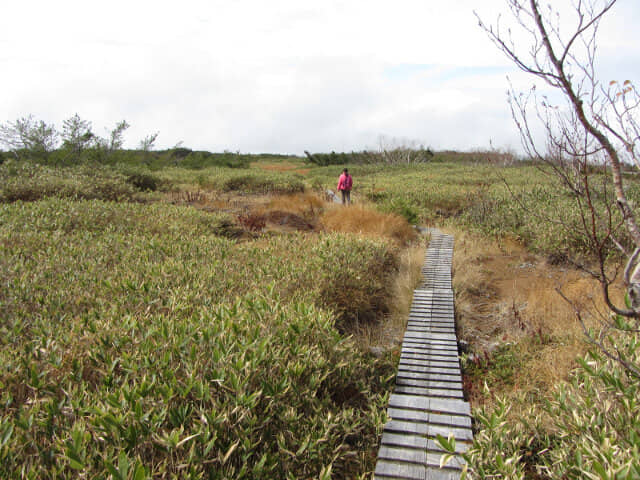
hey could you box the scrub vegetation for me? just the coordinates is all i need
[2,125,640,477]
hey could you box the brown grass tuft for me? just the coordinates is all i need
[449,227,615,409]
[320,204,417,245]
[260,192,325,217]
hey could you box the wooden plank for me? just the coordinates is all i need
[428,413,472,429]
[395,385,441,396]
[413,318,452,325]
[406,325,455,333]
[381,432,428,450]
[408,314,454,321]
[426,452,465,470]
[389,394,469,416]
[401,342,458,352]
[396,370,461,382]
[401,348,459,359]
[379,446,427,465]
[427,424,473,442]
[425,438,470,455]
[387,407,429,423]
[398,361,460,372]
[401,339,457,348]
[395,384,464,399]
[400,353,460,375]
[400,344,459,354]
[384,420,429,436]
[375,460,425,480]
[397,368,462,383]
[375,232,469,480]
[428,397,471,416]
[403,332,458,342]
[424,466,462,480]
[388,394,430,410]
[403,339,458,348]
[397,367,461,380]
[400,342,457,351]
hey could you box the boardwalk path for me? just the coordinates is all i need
[374,230,472,480]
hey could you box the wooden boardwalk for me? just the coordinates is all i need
[374,230,472,480]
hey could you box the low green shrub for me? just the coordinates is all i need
[221,173,305,195]
[0,199,398,478]
[379,197,420,225]
[441,336,640,479]
[0,161,148,203]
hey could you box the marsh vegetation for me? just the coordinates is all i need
[1,145,639,478]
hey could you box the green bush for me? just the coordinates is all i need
[0,161,147,203]
[446,337,640,479]
[379,197,420,225]
[221,173,304,195]
[0,199,398,478]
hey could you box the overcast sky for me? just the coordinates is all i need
[2,0,639,154]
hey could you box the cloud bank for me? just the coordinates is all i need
[1,0,637,154]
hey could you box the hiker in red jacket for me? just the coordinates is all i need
[337,168,353,205]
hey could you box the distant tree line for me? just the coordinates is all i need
[303,136,435,166]
[0,114,276,169]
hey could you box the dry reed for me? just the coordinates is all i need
[320,204,417,245]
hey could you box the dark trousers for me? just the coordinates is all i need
[341,189,351,205]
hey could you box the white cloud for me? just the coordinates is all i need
[1,0,638,154]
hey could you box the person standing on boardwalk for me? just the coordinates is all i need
[337,168,353,205]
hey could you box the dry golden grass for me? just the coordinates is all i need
[250,161,310,176]
[320,204,418,245]
[258,192,325,217]
[448,226,614,407]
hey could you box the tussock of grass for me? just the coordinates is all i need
[321,204,417,245]
[262,192,325,216]
[253,193,326,229]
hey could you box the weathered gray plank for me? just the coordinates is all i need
[375,460,425,480]
[388,394,430,410]
[426,424,473,442]
[397,369,462,383]
[384,419,429,436]
[401,343,459,353]
[395,384,464,399]
[398,361,461,372]
[424,466,463,480]
[403,333,458,343]
[381,432,429,450]
[387,407,429,423]
[396,370,461,383]
[400,348,459,359]
[428,397,471,416]
[427,413,472,429]
[375,231,468,480]
[395,385,440,396]
[402,339,459,349]
[398,357,459,368]
[425,438,470,455]
[426,452,465,469]
[379,446,427,464]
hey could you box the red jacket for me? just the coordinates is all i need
[337,173,353,191]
